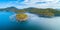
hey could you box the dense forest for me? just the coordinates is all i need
[0,7,60,17]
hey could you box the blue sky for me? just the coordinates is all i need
[0,0,60,9]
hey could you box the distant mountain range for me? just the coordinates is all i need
[0,7,60,18]
[0,6,59,11]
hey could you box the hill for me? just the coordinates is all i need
[0,7,60,17]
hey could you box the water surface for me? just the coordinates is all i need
[0,11,60,30]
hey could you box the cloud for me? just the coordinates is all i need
[15,0,60,9]
[0,0,60,9]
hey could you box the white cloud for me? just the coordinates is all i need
[0,0,60,9]
[15,0,60,9]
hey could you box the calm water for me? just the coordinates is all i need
[0,11,60,30]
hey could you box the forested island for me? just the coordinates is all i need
[0,7,60,18]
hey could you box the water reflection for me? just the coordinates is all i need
[25,13,60,30]
[21,13,60,30]
[9,12,59,30]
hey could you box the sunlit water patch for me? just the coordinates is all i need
[9,12,60,30]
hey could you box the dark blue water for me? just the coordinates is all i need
[0,11,15,29]
[0,11,44,30]
[0,11,55,30]
[0,11,29,30]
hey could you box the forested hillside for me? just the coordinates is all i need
[0,7,60,17]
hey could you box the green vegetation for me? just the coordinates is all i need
[0,7,60,17]
[16,13,28,21]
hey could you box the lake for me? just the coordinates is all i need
[0,11,60,30]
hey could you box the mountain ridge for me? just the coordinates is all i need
[0,7,60,18]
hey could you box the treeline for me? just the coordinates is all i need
[16,8,60,17]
